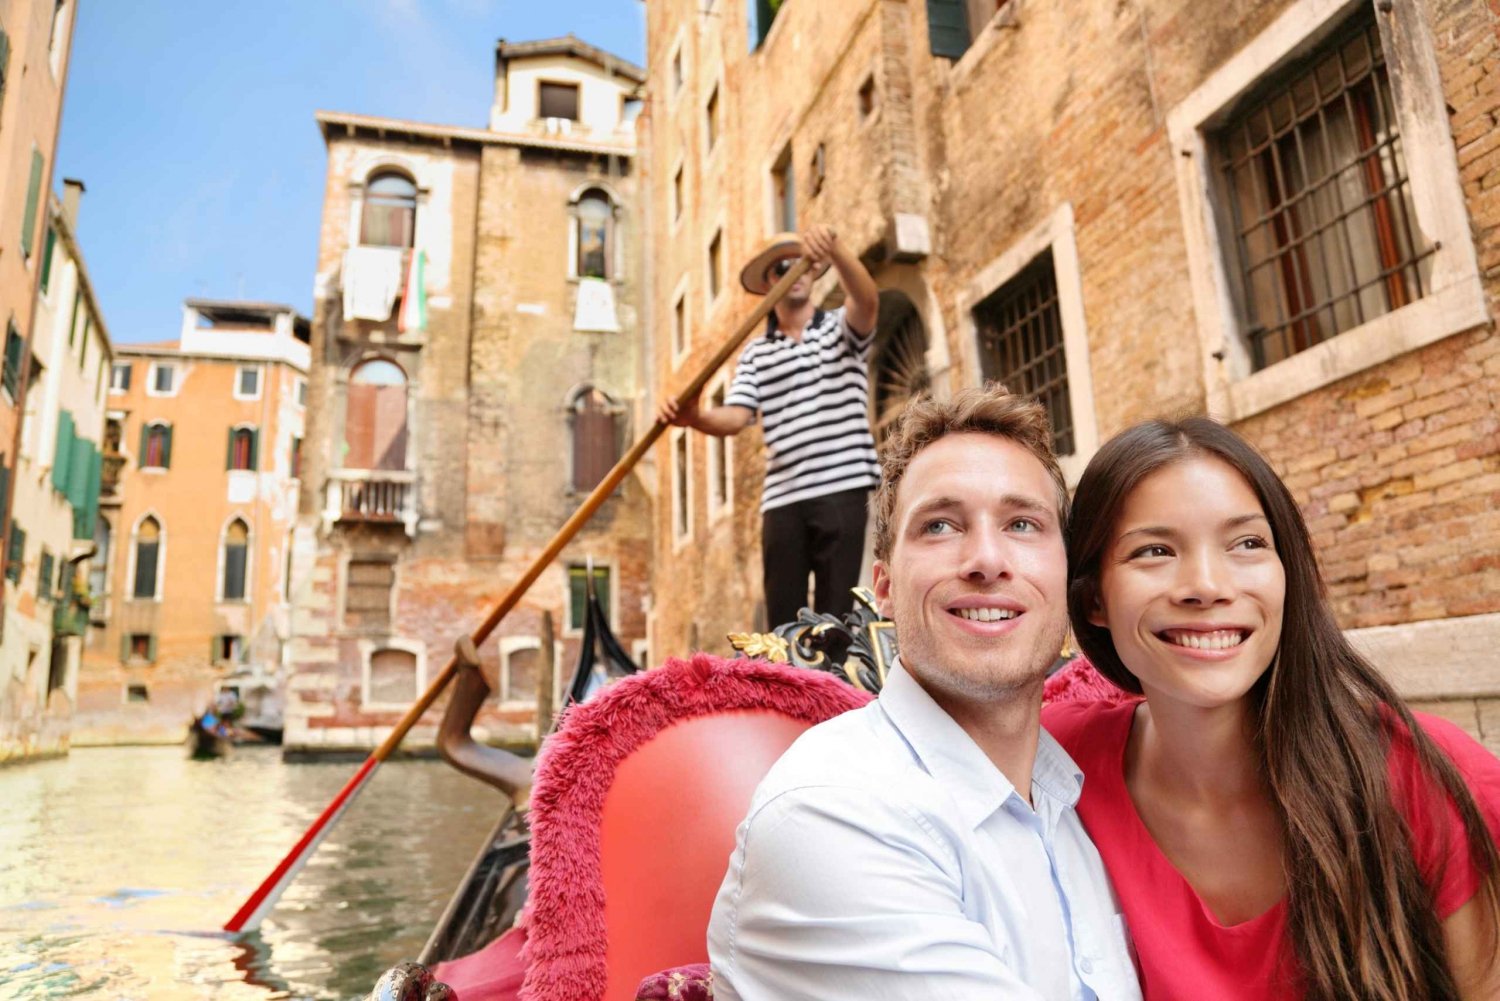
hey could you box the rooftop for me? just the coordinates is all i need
[495,34,645,84]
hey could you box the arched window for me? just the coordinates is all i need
[570,387,621,492]
[222,518,249,601]
[226,426,259,471]
[132,516,161,599]
[343,359,408,471]
[574,189,613,280]
[140,422,172,469]
[360,171,417,249]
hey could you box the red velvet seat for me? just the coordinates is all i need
[519,653,872,1001]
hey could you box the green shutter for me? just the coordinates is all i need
[148,635,157,662]
[40,227,56,293]
[225,428,234,470]
[74,444,100,540]
[926,0,971,59]
[52,410,74,494]
[21,149,44,258]
[0,460,9,525]
[248,429,259,471]
[7,521,24,583]
[38,550,53,599]
[161,425,172,468]
[67,433,90,509]
[0,30,11,92]
[120,633,129,662]
[138,424,148,465]
[68,292,80,349]
[3,325,22,398]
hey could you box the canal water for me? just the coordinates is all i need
[0,745,508,999]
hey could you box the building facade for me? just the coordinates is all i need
[73,300,308,745]
[0,183,110,764]
[644,0,1500,746]
[0,0,78,764]
[283,36,650,754]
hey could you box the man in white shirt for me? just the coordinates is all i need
[708,386,1141,1000]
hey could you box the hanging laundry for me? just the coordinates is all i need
[342,246,405,322]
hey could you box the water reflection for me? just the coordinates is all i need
[0,746,506,999]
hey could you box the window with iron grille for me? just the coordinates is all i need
[972,251,1074,456]
[1214,9,1432,372]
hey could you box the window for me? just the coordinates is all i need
[47,643,67,695]
[360,171,417,249]
[1214,11,1429,371]
[500,639,541,704]
[705,85,721,153]
[4,521,23,583]
[126,684,149,703]
[671,428,692,543]
[707,382,732,518]
[367,647,418,704]
[3,322,23,400]
[141,422,172,469]
[110,362,131,393]
[567,563,612,631]
[771,145,795,231]
[290,436,303,479]
[672,165,684,224]
[707,230,723,301]
[621,96,643,127]
[344,359,408,470]
[21,148,43,259]
[89,515,109,603]
[221,519,249,601]
[149,363,176,396]
[751,0,781,49]
[296,377,308,407]
[213,634,244,664]
[125,633,155,663]
[40,227,56,294]
[38,549,53,600]
[345,558,394,629]
[571,387,621,493]
[226,426,259,471]
[235,366,261,399]
[858,75,876,120]
[574,189,613,280]
[132,516,161,599]
[972,251,1075,456]
[926,0,1006,60]
[672,290,689,360]
[538,81,580,121]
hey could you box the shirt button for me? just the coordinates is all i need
[1079,957,1094,975]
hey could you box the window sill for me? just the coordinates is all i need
[1211,278,1490,423]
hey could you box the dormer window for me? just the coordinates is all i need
[360,172,417,249]
[539,81,580,121]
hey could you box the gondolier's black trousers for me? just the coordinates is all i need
[761,487,870,630]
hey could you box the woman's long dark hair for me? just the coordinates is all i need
[1067,416,1499,1000]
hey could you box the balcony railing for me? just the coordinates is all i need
[324,469,417,536]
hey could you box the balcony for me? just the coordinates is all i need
[324,469,417,536]
[53,599,90,638]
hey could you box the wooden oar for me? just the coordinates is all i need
[224,256,814,933]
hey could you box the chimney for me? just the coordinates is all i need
[61,178,85,230]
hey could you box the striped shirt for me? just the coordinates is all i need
[724,307,880,512]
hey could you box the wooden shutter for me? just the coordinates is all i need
[248,428,259,471]
[225,428,234,469]
[573,394,617,492]
[6,521,24,582]
[161,426,172,468]
[133,540,158,598]
[344,384,377,469]
[40,227,55,293]
[927,0,972,58]
[21,149,43,258]
[53,410,75,494]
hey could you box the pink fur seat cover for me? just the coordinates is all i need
[518,653,873,1001]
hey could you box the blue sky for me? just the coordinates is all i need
[55,1,645,345]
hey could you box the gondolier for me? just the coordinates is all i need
[659,226,881,627]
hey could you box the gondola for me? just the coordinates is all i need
[188,712,233,759]
[364,585,898,1001]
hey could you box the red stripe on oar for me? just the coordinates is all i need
[224,756,381,933]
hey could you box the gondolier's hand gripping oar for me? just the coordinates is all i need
[223,256,815,934]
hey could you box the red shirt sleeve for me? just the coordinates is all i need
[1388,712,1500,918]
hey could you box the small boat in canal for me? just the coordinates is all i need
[364,584,898,1001]
[188,712,233,759]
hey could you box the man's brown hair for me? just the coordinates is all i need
[873,383,1067,562]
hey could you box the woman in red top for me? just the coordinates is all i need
[1042,417,1500,1000]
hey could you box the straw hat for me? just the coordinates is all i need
[739,232,832,295]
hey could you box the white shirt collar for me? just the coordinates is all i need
[879,658,1084,829]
